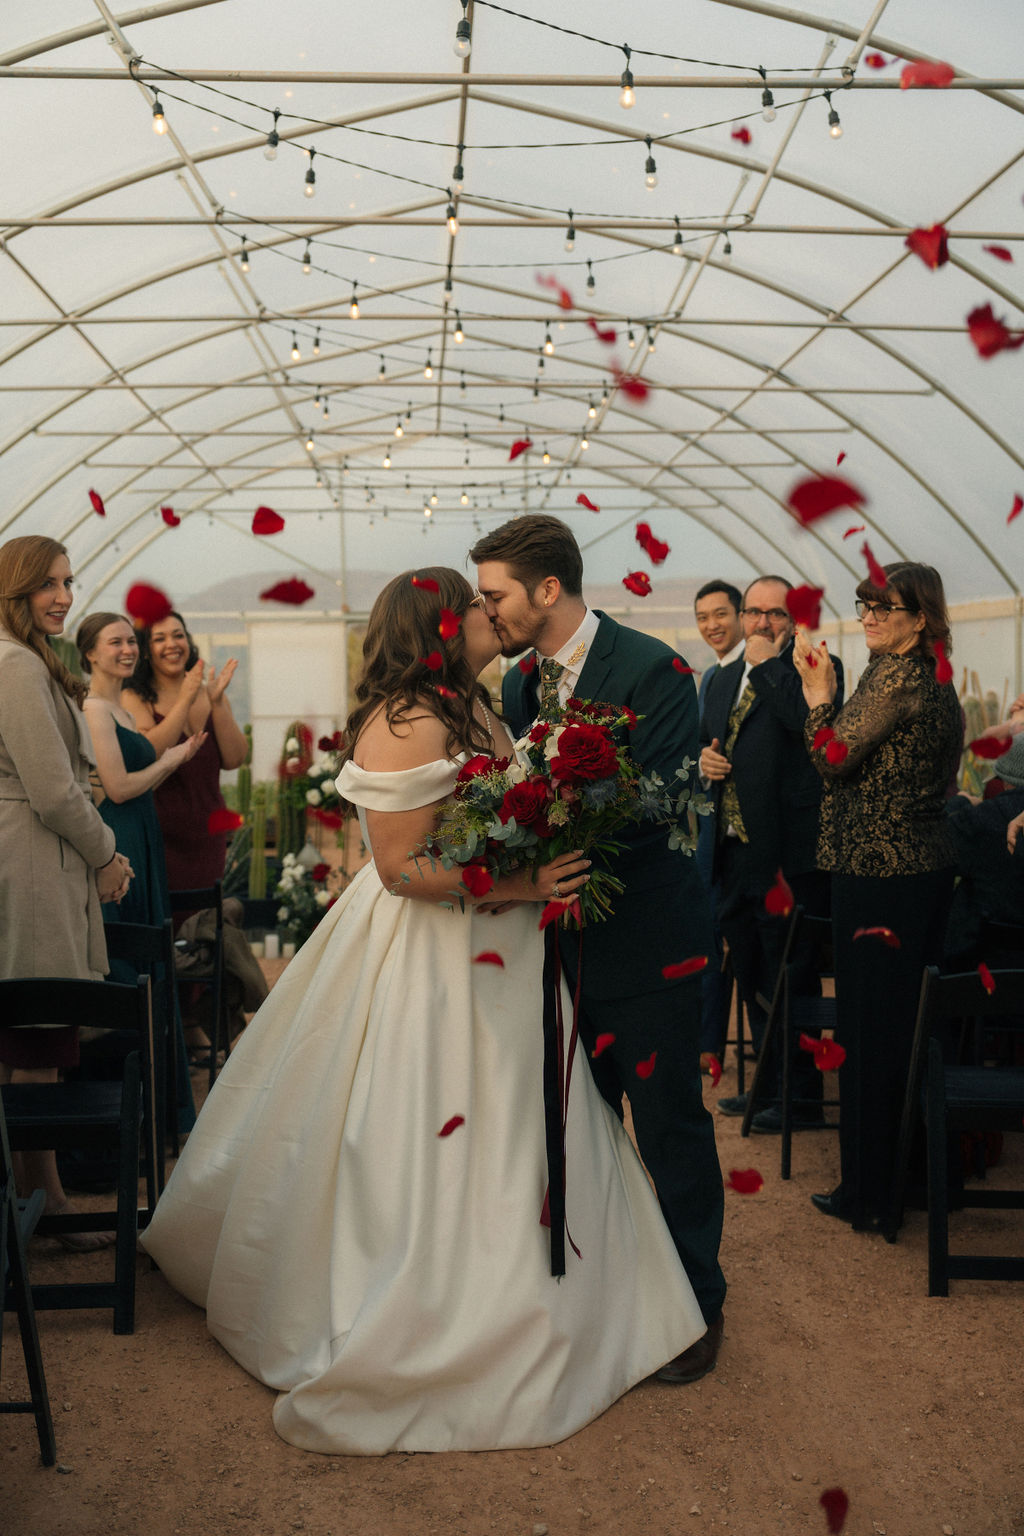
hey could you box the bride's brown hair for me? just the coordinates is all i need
[342,567,493,764]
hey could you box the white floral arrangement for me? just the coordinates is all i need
[274,852,337,946]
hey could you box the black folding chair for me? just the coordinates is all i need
[1,1093,56,1466]
[719,947,757,1095]
[1,976,154,1334]
[887,965,1024,1294]
[740,907,840,1178]
[169,883,225,1095]
[104,919,177,1183]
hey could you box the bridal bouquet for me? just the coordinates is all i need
[417,697,707,926]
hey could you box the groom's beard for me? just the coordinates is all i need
[491,611,548,660]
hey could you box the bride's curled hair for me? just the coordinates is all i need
[342,567,493,763]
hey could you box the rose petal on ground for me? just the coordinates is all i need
[473,951,505,967]
[983,245,1014,263]
[861,539,888,588]
[207,807,244,835]
[764,869,794,917]
[125,582,172,628]
[1008,493,1023,524]
[842,524,866,540]
[437,1115,465,1137]
[411,575,440,592]
[787,474,866,526]
[661,956,709,979]
[420,650,444,671]
[969,734,1013,760]
[825,738,849,766]
[727,1168,764,1194]
[260,578,314,605]
[978,961,996,995]
[785,584,824,629]
[160,506,180,527]
[461,864,494,898]
[88,488,106,516]
[905,223,949,269]
[900,60,955,89]
[635,1052,657,1080]
[635,522,670,565]
[820,1486,849,1533]
[438,607,461,640]
[853,926,902,948]
[509,438,533,462]
[707,1054,722,1087]
[933,639,954,684]
[592,1032,616,1058]
[622,570,652,597]
[252,506,284,535]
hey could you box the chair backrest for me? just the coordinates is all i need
[168,881,223,925]
[921,965,1024,1030]
[103,920,175,1026]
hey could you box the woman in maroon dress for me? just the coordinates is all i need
[123,611,248,890]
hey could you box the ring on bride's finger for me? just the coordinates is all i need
[551,881,561,899]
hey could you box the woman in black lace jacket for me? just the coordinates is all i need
[793,562,962,1230]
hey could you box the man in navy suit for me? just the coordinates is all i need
[700,575,843,1130]
[471,515,726,1385]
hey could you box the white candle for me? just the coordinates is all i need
[249,940,264,958]
[282,941,296,960]
[264,932,280,959]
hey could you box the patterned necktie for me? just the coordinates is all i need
[538,658,565,719]
[720,680,756,843]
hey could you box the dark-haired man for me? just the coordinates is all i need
[471,514,726,1386]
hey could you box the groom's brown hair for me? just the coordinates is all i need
[470,515,584,598]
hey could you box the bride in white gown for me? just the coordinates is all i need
[141,567,704,1455]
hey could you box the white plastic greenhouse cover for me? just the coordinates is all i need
[2,0,1023,710]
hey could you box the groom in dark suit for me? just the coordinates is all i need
[471,515,726,1384]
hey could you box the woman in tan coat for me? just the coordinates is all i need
[0,535,133,1242]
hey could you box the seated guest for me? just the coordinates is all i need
[945,736,1024,968]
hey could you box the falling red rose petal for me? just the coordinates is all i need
[1008,494,1023,524]
[438,607,461,640]
[576,493,601,512]
[853,926,901,948]
[207,807,244,835]
[661,956,709,980]
[905,223,949,270]
[812,726,836,752]
[764,868,794,917]
[865,52,887,69]
[437,1115,465,1138]
[635,522,670,565]
[787,474,866,527]
[538,900,566,931]
[509,438,533,462]
[125,582,173,628]
[707,1054,722,1087]
[160,506,180,527]
[978,961,996,995]
[586,317,617,344]
[825,738,849,766]
[461,864,494,898]
[727,1169,764,1194]
[731,125,752,144]
[592,1032,616,1059]
[820,1486,849,1533]
[799,1033,847,1071]
[518,653,537,674]
[435,684,457,699]
[612,367,649,401]
[785,584,824,630]
[969,734,1012,760]
[635,1052,657,1080]
[983,245,1014,263]
[842,524,866,540]
[836,450,846,466]
[473,951,505,967]
[967,303,1024,358]
[672,658,695,675]
[622,570,652,597]
[252,506,285,535]
[411,575,440,592]
[933,639,954,684]
[88,488,106,517]
[260,578,315,606]
[535,272,574,311]
[861,539,888,589]
[900,60,955,89]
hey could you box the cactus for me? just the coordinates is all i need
[236,723,253,821]
[248,782,268,898]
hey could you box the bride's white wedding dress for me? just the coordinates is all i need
[141,759,704,1455]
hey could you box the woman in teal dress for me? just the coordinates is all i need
[77,613,205,1130]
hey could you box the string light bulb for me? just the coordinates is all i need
[543,330,554,356]
[673,215,683,255]
[430,491,438,506]
[580,432,590,450]
[825,90,843,138]
[565,209,576,252]
[461,489,469,505]
[759,67,776,122]
[349,284,360,319]
[644,136,658,190]
[586,258,595,292]
[453,0,471,58]
[619,45,636,109]
[452,143,465,194]
[446,198,459,236]
[291,333,301,361]
[588,398,597,419]
[313,328,320,355]
[647,328,656,352]
[722,237,733,261]
[152,97,167,134]
[542,446,550,464]
[305,431,314,452]
[383,449,391,468]
[627,325,636,349]
[424,351,433,379]
[322,396,329,419]
[443,267,453,298]
[264,108,280,160]
[454,312,464,343]
[302,239,312,274]
[239,236,249,272]
[423,503,433,518]
[304,146,316,198]
[460,371,466,394]
[395,418,404,438]
[379,355,386,378]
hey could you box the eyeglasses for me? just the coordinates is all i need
[855,600,913,623]
[741,607,789,623]
[467,591,486,609]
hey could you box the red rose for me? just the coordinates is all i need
[550,723,618,784]
[528,722,550,744]
[456,755,494,784]
[311,863,330,882]
[498,779,550,827]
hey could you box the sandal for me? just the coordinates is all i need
[49,1199,117,1252]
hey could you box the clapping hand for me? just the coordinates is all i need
[182,658,205,702]
[167,731,207,770]
[792,629,837,708]
[207,658,238,704]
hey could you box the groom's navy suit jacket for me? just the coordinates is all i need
[501,610,712,999]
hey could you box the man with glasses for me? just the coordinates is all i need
[700,575,844,1129]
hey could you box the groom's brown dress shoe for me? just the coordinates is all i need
[656,1313,724,1385]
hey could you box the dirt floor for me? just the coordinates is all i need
[3,988,1023,1536]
